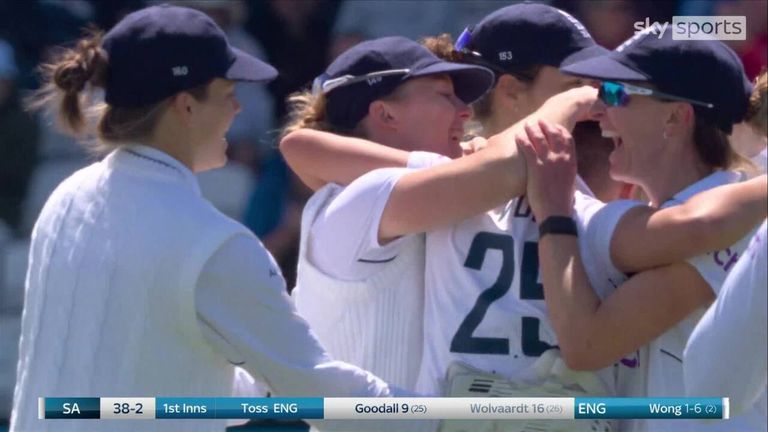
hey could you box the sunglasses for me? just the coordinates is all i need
[451,27,506,75]
[599,81,714,109]
[311,69,410,96]
[452,26,535,81]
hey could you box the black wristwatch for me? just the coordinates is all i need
[538,216,578,238]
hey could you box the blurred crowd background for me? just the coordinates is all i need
[0,0,766,426]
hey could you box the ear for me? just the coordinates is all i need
[368,100,399,130]
[664,102,695,137]
[170,92,195,124]
[497,74,528,101]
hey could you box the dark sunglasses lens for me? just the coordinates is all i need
[600,82,628,106]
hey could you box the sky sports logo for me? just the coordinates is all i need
[634,16,746,40]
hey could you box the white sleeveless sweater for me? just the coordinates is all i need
[12,147,249,432]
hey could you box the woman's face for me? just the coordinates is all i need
[590,91,671,184]
[383,76,470,158]
[189,78,241,171]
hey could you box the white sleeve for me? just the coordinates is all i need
[407,151,451,169]
[194,234,393,397]
[308,167,416,280]
[195,235,438,431]
[684,222,767,412]
[574,192,644,294]
[683,225,760,295]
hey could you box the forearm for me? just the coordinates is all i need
[280,129,410,190]
[612,175,767,272]
[530,93,589,132]
[380,136,525,240]
[540,235,717,369]
[538,235,601,369]
[378,92,592,240]
[493,85,596,144]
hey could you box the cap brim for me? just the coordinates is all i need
[226,47,278,83]
[410,61,495,104]
[561,53,648,82]
[560,45,610,68]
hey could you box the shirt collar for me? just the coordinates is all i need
[663,170,742,207]
[114,144,201,195]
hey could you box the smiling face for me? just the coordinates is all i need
[590,92,673,184]
[379,75,471,158]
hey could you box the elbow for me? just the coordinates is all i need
[279,129,307,163]
[279,130,325,190]
[558,339,614,371]
[559,346,596,371]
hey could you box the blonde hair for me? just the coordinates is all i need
[281,82,407,140]
[420,33,460,62]
[27,29,108,137]
[27,29,209,156]
[281,90,341,139]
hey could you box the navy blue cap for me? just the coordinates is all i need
[319,36,494,130]
[464,3,608,74]
[561,29,753,133]
[102,5,277,108]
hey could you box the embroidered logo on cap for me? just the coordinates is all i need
[499,51,514,61]
[172,66,189,76]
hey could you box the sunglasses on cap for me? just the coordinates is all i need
[452,27,535,80]
[312,69,410,96]
[599,81,714,109]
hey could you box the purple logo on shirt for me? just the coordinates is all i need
[619,350,640,368]
[714,248,740,272]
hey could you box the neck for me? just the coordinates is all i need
[639,142,713,207]
[366,128,411,152]
[147,124,195,171]
[580,167,626,203]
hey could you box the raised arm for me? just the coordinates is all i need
[517,120,715,369]
[610,174,768,272]
[279,128,410,190]
[281,86,596,242]
[539,241,714,369]
[377,86,597,242]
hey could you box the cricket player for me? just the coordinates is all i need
[523,29,766,431]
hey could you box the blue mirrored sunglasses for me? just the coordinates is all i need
[455,26,473,52]
[599,81,714,109]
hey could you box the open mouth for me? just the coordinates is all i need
[601,129,623,148]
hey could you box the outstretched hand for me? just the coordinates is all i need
[516,119,577,221]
